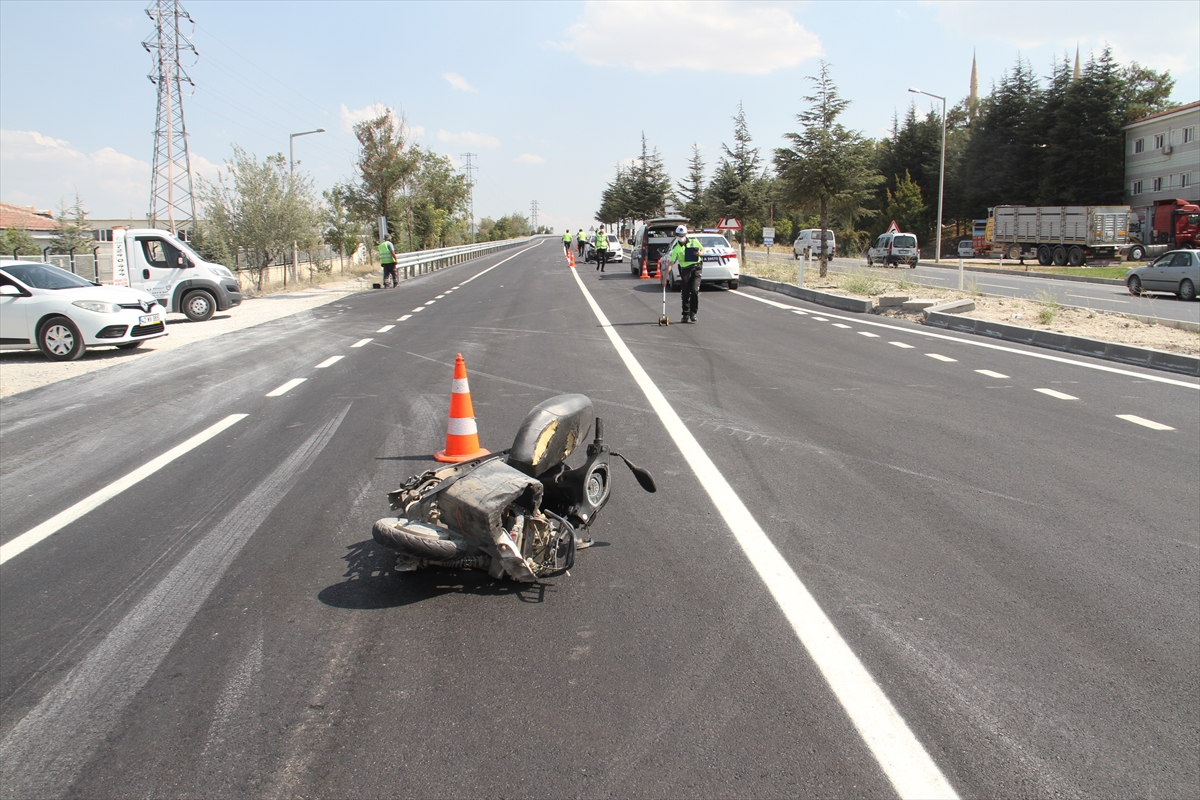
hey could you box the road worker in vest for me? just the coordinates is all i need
[563,229,572,255]
[576,228,586,257]
[669,224,704,322]
[593,225,610,272]
[378,235,398,288]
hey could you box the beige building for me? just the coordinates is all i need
[1123,100,1200,240]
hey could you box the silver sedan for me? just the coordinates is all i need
[1126,250,1200,301]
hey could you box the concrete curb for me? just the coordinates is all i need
[740,274,1200,377]
[740,274,873,313]
[923,303,1200,377]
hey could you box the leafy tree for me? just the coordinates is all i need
[884,170,927,235]
[775,62,881,276]
[1119,61,1176,122]
[409,149,470,249]
[339,110,420,249]
[478,212,530,241]
[322,186,361,259]
[0,226,37,257]
[49,194,93,255]
[197,145,320,289]
[710,103,767,262]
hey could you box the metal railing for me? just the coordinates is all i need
[385,236,536,281]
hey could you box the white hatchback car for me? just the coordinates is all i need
[665,233,740,290]
[0,261,167,361]
[585,233,624,263]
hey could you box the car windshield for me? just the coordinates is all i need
[697,236,729,248]
[1150,254,1176,267]
[607,235,619,244]
[894,235,917,248]
[1,263,95,290]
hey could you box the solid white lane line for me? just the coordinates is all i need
[376,325,395,332]
[976,369,1009,379]
[397,314,412,321]
[832,323,851,329]
[926,353,957,362]
[728,290,1199,389]
[314,356,343,369]
[1035,388,1078,400]
[889,341,915,349]
[858,331,880,338]
[570,269,957,800]
[459,241,544,285]
[0,414,248,565]
[266,378,306,396]
[351,338,372,348]
[1116,414,1174,430]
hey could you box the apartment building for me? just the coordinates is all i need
[1123,100,1200,239]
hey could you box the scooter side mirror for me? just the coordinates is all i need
[612,452,656,493]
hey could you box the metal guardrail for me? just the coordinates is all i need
[387,237,537,281]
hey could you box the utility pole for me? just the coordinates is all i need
[461,153,477,242]
[144,0,197,237]
[530,200,539,233]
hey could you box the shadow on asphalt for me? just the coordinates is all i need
[318,539,558,609]
[165,313,232,325]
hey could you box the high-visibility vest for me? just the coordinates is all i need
[378,241,395,264]
[670,237,703,268]
[576,231,585,241]
[563,232,572,243]
[594,231,609,250]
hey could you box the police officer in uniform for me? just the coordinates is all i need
[576,228,586,257]
[593,226,609,272]
[562,229,573,255]
[378,235,398,288]
[669,224,704,322]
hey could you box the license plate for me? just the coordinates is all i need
[139,314,161,325]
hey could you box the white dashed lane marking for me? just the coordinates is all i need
[833,323,851,329]
[976,369,1009,379]
[423,300,436,306]
[411,307,425,313]
[889,341,914,349]
[315,356,343,369]
[376,325,395,333]
[858,331,880,338]
[351,338,372,348]
[266,378,306,397]
[791,309,809,315]
[1035,388,1078,400]
[1116,414,1174,430]
[397,314,412,321]
[436,294,446,298]
[926,353,957,362]
[812,316,829,321]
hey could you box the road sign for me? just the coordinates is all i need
[886,219,901,234]
[717,217,742,231]
[762,227,775,248]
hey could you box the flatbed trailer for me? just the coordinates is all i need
[988,205,1131,265]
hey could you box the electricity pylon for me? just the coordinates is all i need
[461,153,477,242]
[144,0,198,236]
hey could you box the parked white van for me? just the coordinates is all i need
[793,228,837,260]
[867,231,920,268]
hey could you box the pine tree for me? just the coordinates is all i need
[677,144,709,226]
[710,103,766,261]
[49,194,94,256]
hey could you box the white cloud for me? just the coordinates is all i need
[514,153,545,164]
[443,72,478,92]
[559,1,822,74]
[436,129,501,149]
[928,0,1198,75]
[337,103,424,141]
[1,129,151,217]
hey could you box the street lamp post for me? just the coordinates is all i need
[908,88,945,264]
[288,129,325,285]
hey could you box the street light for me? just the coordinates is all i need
[908,88,946,264]
[289,128,325,174]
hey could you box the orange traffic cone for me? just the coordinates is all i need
[652,258,662,279]
[640,260,650,279]
[569,252,576,268]
[434,354,490,463]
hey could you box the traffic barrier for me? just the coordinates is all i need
[434,354,490,463]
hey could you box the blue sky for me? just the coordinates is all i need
[2,0,1197,232]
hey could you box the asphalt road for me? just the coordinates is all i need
[747,251,1200,325]
[2,239,1197,798]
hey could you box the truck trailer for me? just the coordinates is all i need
[987,205,1131,266]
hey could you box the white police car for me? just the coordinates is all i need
[665,233,740,290]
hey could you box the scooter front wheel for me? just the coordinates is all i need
[372,517,467,560]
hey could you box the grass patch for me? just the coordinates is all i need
[841,270,885,296]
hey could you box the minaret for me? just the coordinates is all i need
[1073,45,1081,82]
[969,50,979,123]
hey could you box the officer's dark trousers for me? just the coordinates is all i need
[595,250,608,271]
[680,266,701,317]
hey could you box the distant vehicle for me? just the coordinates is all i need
[867,231,919,268]
[971,218,989,255]
[957,240,976,258]
[665,233,739,290]
[629,216,689,276]
[792,228,836,260]
[0,260,167,360]
[1127,198,1200,261]
[585,233,624,263]
[106,227,242,321]
[1125,250,1199,301]
[987,205,1130,265]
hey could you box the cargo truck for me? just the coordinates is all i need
[1127,198,1200,261]
[110,227,241,321]
[986,205,1130,266]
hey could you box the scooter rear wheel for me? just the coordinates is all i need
[372,517,466,560]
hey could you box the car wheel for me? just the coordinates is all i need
[1127,275,1144,296]
[1052,246,1068,266]
[1037,245,1053,266]
[1128,244,1146,261]
[728,280,738,290]
[1067,246,1085,266]
[911,260,918,269]
[115,340,144,350]
[38,316,84,361]
[866,256,873,266]
[182,290,215,321]
[1180,279,1196,302]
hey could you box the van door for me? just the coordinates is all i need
[131,235,190,306]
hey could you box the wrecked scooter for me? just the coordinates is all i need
[372,394,656,582]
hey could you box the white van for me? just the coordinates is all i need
[793,228,836,260]
[867,231,920,268]
[111,227,242,321]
